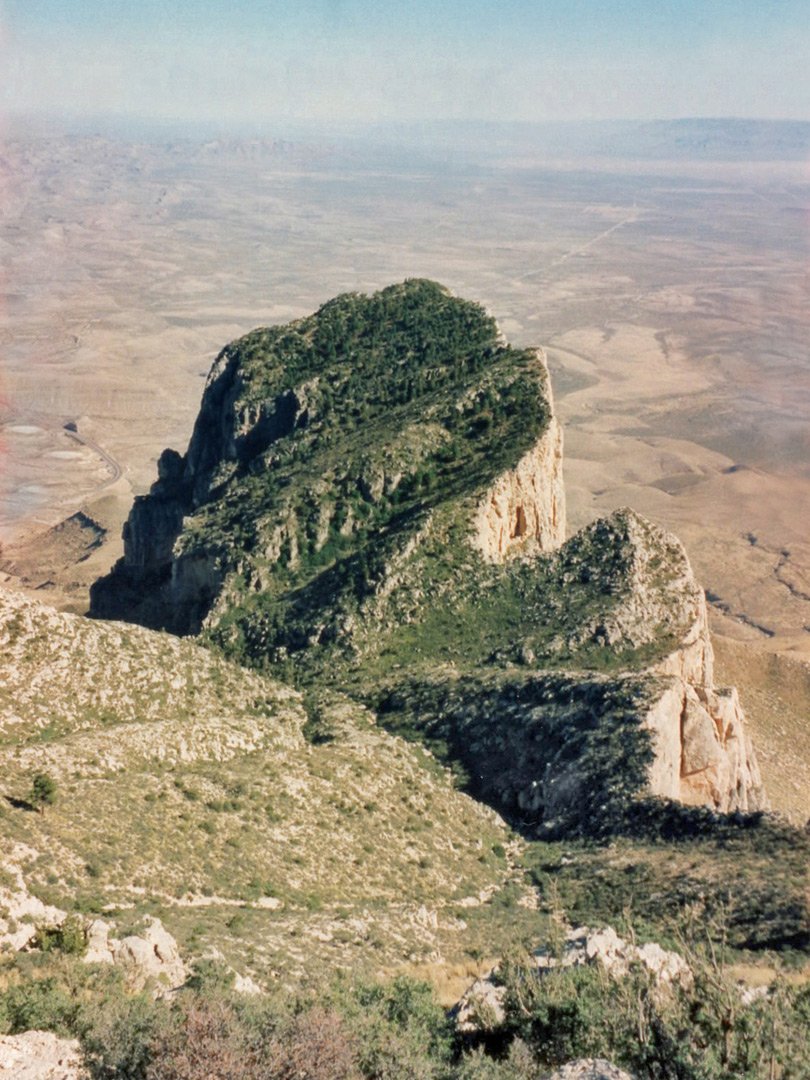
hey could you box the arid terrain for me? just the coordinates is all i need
[2,119,809,818]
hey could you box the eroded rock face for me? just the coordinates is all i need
[645,680,765,812]
[644,588,765,813]
[0,844,68,952]
[84,916,186,994]
[471,415,565,560]
[651,588,714,688]
[471,350,565,559]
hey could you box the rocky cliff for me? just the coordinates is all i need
[644,678,763,812]
[471,350,566,560]
[89,279,764,827]
[91,280,554,634]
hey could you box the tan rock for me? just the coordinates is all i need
[471,349,566,560]
[536,926,692,987]
[83,919,113,965]
[108,916,186,994]
[0,846,68,952]
[453,974,506,1031]
[544,1061,636,1080]
[644,679,765,813]
[233,972,263,995]
[0,1030,85,1079]
[651,588,714,688]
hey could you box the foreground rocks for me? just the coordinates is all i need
[454,926,691,1032]
[0,1031,85,1080]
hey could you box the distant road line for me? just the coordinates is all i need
[62,426,123,486]
[1,406,124,490]
[516,212,638,283]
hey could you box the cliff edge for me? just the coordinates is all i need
[90,279,765,828]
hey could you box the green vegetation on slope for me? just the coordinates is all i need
[204,503,698,695]
[523,809,810,961]
[91,280,550,640]
[36,278,809,1076]
[3,895,810,1080]
[0,589,522,981]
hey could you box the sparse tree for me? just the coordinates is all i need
[30,771,57,814]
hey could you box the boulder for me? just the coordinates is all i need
[83,919,113,965]
[83,916,186,994]
[110,916,187,993]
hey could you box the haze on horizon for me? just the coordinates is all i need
[1,0,809,128]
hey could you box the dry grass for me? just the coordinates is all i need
[391,957,500,1007]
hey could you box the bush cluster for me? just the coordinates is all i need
[1,948,809,1080]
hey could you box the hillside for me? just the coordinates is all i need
[2,280,808,1079]
[0,585,524,984]
[92,280,765,828]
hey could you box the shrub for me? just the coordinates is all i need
[0,977,80,1036]
[495,943,810,1080]
[34,914,87,956]
[82,995,166,1080]
[30,772,57,813]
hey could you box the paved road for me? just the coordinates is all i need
[0,404,124,491]
[62,425,123,486]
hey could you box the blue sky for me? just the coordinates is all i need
[2,0,809,124]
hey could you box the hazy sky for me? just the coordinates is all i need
[2,0,809,125]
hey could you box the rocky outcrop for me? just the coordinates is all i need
[0,1031,85,1080]
[454,924,690,1032]
[651,587,714,688]
[471,416,565,559]
[471,350,566,559]
[644,581,765,812]
[0,844,68,952]
[0,585,304,753]
[644,680,765,812]
[84,917,186,994]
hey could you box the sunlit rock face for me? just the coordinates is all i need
[89,280,765,825]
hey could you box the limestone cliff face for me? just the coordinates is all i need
[644,575,765,812]
[471,349,566,559]
[643,679,765,813]
[471,416,565,559]
[88,280,767,826]
[651,592,714,688]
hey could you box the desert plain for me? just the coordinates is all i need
[1,119,809,819]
